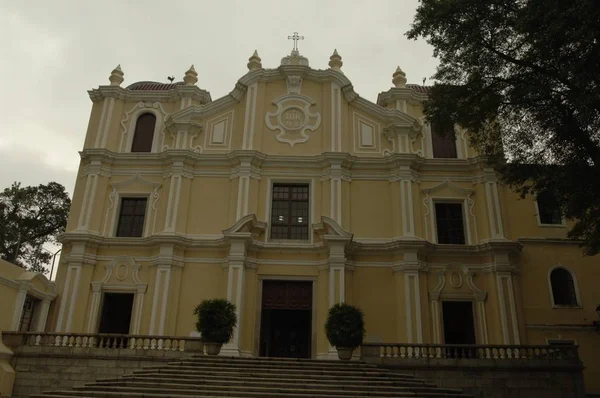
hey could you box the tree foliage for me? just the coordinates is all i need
[0,182,71,273]
[407,0,600,254]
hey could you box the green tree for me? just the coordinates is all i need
[407,0,600,255]
[0,182,71,274]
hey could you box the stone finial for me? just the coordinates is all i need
[183,65,198,85]
[247,50,262,71]
[329,49,343,72]
[392,66,407,88]
[109,64,124,86]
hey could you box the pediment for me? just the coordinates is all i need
[110,174,161,190]
[167,67,422,135]
[422,179,474,196]
[223,214,267,237]
[312,216,353,240]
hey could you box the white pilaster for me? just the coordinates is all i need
[400,179,415,237]
[10,284,28,331]
[164,174,183,232]
[86,283,102,333]
[77,173,99,231]
[242,83,258,150]
[34,298,52,332]
[485,178,505,239]
[222,239,247,356]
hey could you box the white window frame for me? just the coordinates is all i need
[112,194,151,238]
[432,198,471,245]
[547,265,582,309]
[264,177,315,244]
[121,105,166,153]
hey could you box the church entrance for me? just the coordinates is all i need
[259,280,312,358]
[98,293,134,334]
[442,301,476,344]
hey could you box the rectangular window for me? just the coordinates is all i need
[116,198,147,237]
[19,295,37,332]
[270,184,309,240]
[435,202,466,244]
[537,192,563,225]
[431,121,458,158]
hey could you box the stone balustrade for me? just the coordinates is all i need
[361,342,580,362]
[2,331,204,353]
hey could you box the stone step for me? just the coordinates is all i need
[31,354,472,398]
[91,379,466,395]
[137,363,395,377]
[191,355,369,366]
[176,358,379,371]
[72,384,468,397]
[120,372,432,387]
[33,389,424,398]
[119,371,428,385]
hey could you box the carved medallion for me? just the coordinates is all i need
[265,94,321,147]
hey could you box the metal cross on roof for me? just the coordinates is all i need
[287,32,304,51]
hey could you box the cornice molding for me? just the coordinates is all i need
[77,149,496,183]
[377,87,429,107]
[88,85,211,104]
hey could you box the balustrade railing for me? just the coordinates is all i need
[2,332,203,353]
[361,343,580,362]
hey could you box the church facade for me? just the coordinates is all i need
[46,45,598,386]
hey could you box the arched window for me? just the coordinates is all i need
[131,113,156,152]
[550,268,578,306]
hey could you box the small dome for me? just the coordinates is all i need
[126,81,185,91]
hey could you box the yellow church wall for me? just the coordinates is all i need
[349,181,393,238]
[82,101,104,150]
[0,285,18,332]
[351,267,397,342]
[517,244,599,325]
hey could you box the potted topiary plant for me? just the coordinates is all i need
[325,303,366,360]
[193,299,237,355]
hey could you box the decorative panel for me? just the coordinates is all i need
[262,281,312,310]
[353,112,380,153]
[204,110,234,150]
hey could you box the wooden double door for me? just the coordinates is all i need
[259,280,312,358]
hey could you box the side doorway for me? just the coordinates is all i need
[97,292,135,334]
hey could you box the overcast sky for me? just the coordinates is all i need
[0,0,437,197]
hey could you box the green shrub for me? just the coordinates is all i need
[193,299,237,344]
[325,303,365,349]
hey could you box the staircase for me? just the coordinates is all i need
[30,356,472,398]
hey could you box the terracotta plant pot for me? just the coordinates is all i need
[204,342,222,356]
[336,346,354,360]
